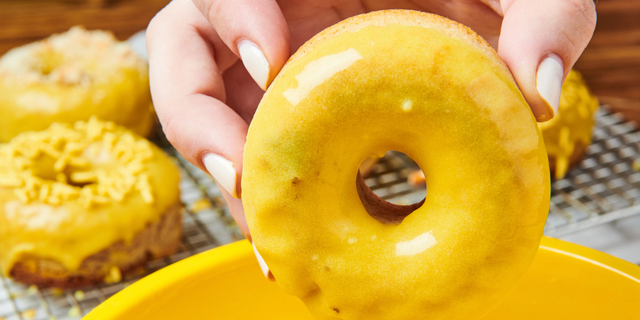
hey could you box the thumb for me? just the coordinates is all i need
[498,0,597,122]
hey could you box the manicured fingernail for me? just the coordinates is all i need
[536,54,564,119]
[238,39,270,90]
[203,154,239,198]
[252,241,274,281]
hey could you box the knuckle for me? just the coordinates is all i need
[555,0,597,51]
[205,0,224,22]
[563,0,597,26]
[160,113,180,147]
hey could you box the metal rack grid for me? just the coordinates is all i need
[545,107,640,236]
[1,106,640,319]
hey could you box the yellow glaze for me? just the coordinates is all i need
[242,11,550,320]
[83,238,640,320]
[538,70,599,179]
[0,27,155,142]
[0,117,180,275]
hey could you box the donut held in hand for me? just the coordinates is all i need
[243,10,550,320]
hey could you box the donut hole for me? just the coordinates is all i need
[356,151,426,225]
[64,171,96,188]
[31,155,96,188]
[34,51,63,76]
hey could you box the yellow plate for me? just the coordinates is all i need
[84,237,640,320]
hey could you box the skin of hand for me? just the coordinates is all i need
[146,0,597,238]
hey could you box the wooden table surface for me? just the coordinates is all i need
[574,0,640,103]
[1,0,639,114]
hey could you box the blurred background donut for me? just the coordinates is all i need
[0,27,155,142]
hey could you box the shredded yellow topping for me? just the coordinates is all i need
[0,117,155,207]
[539,70,599,179]
[188,198,213,212]
[21,310,36,320]
[73,290,85,301]
[104,265,122,284]
[67,306,81,318]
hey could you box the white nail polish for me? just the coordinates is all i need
[536,55,564,117]
[252,241,273,280]
[238,39,270,90]
[203,154,239,198]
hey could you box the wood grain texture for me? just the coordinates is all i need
[601,96,640,124]
[574,0,640,101]
[0,0,170,52]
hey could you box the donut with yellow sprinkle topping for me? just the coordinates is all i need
[0,117,181,288]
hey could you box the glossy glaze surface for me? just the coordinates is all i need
[242,11,550,320]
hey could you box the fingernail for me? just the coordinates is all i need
[536,54,564,119]
[203,154,239,198]
[252,241,274,281]
[238,39,270,90]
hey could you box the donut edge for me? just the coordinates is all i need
[267,9,515,94]
[8,203,182,289]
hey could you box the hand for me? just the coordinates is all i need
[146,0,596,238]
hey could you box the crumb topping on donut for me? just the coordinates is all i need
[0,117,155,208]
[0,26,146,86]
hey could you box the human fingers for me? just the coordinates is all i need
[147,0,246,199]
[191,0,290,90]
[219,185,251,238]
[497,0,597,122]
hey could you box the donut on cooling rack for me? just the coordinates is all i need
[538,69,599,179]
[0,117,181,288]
[242,10,550,320]
[0,26,156,143]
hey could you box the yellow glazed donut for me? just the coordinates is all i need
[539,69,599,179]
[0,117,181,288]
[242,10,550,320]
[0,26,155,143]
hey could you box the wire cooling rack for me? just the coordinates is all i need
[544,108,640,236]
[1,106,640,319]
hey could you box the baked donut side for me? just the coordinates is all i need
[0,27,155,143]
[9,204,181,288]
[243,10,550,320]
[0,117,181,288]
